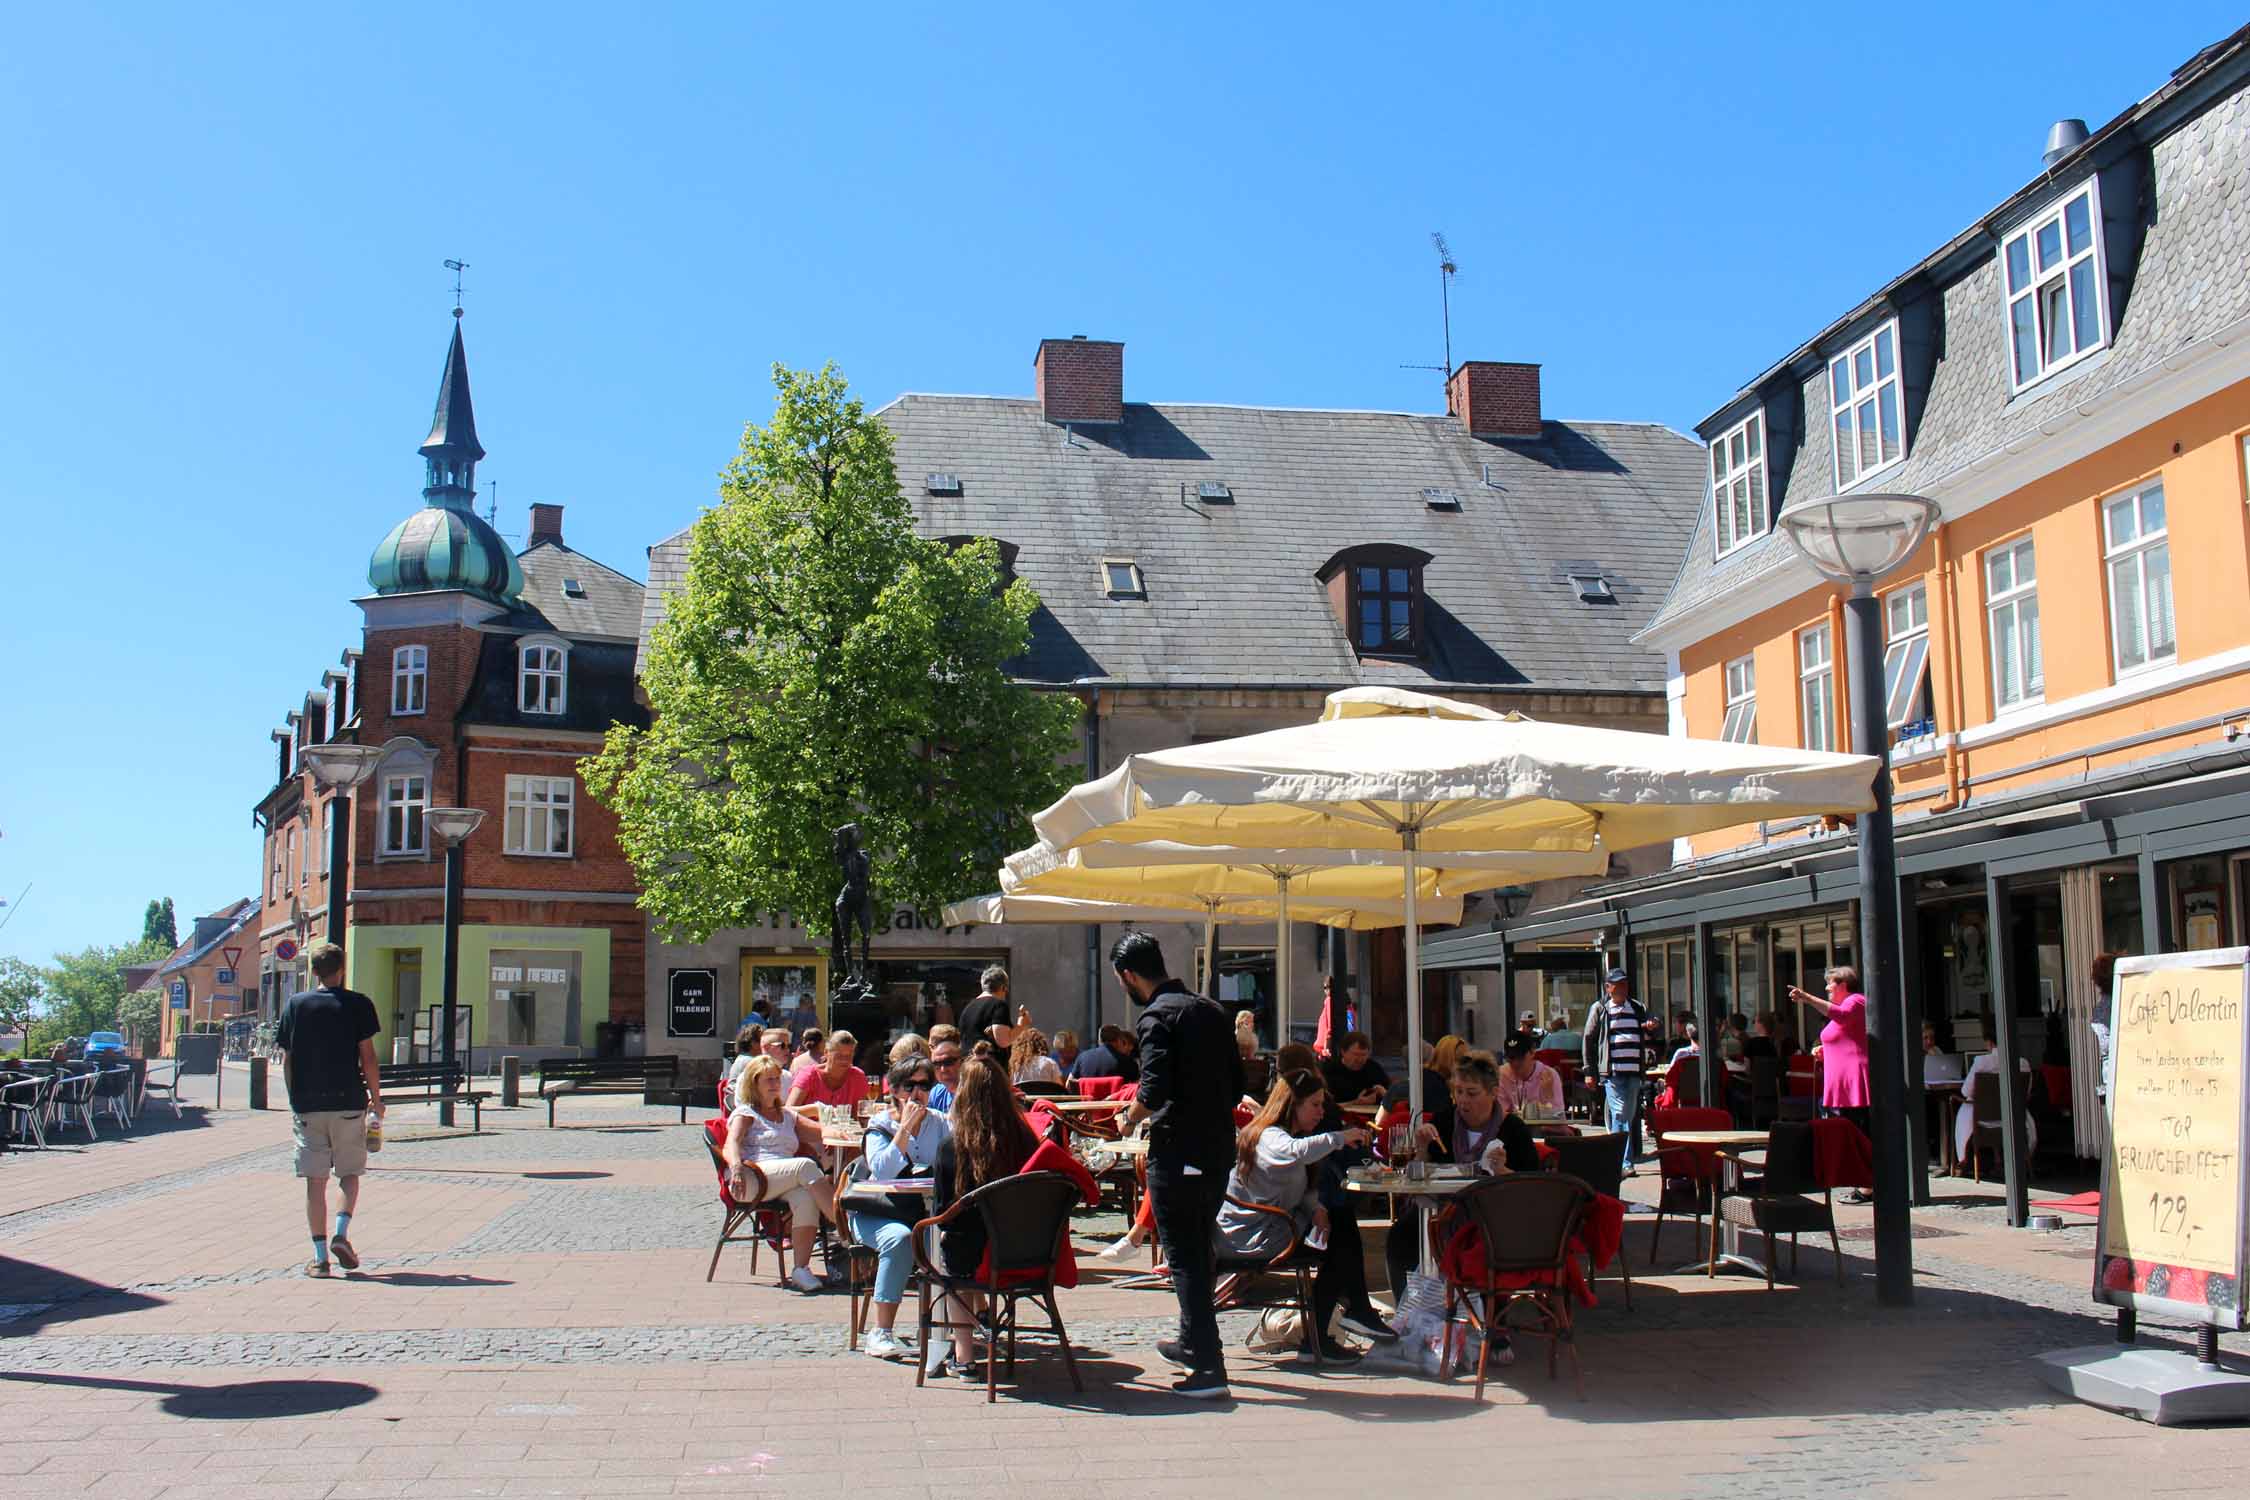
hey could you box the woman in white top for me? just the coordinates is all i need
[1008,1027,1064,1087]
[1953,1045,2038,1165]
[722,1055,838,1291]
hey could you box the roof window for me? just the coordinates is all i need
[1570,573,1615,604]
[1101,559,1145,598]
[1316,544,1432,658]
[2003,180,2108,391]
[1422,487,1461,511]
[1196,481,1233,503]
[562,577,586,598]
[926,473,963,496]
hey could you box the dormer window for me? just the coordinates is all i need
[1830,322,1905,489]
[2004,181,2106,392]
[1316,545,1431,658]
[1101,560,1145,599]
[518,638,568,715]
[1711,412,1768,557]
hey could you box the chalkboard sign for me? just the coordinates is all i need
[2095,948,2249,1330]
[668,968,718,1039]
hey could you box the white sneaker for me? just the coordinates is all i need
[1093,1237,1141,1264]
[788,1267,824,1293]
[861,1328,908,1360]
[1491,1339,1516,1367]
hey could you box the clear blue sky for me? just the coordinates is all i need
[3,2,2240,965]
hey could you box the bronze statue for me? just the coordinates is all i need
[831,823,875,981]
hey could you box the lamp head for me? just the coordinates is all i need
[426,806,487,846]
[1776,491,1939,588]
[300,743,383,791]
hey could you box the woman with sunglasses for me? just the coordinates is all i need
[845,1057,954,1359]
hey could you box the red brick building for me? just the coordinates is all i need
[254,314,648,1063]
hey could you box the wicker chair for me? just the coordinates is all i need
[1438,1172,1593,1401]
[1544,1130,1632,1310]
[1212,1196,1324,1361]
[912,1171,1086,1403]
[700,1120,806,1286]
[1710,1120,1840,1291]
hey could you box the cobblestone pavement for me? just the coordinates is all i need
[4,1092,2247,1498]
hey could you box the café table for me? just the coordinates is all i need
[820,1121,867,1176]
[1924,1081,1963,1176]
[1034,1097,1129,1114]
[1343,1166,1481,1276]
[1659,1128,1771,1278]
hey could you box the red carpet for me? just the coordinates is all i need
[2033,1190,2101,1217]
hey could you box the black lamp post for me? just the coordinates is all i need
[300,744,382,949]
[1778,488,1940,1309]
[426,806,487,1127]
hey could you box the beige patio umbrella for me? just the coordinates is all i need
[1032,691,1880,1121]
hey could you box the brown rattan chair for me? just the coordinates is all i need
[912,1171,1086,1403]
[1438,1172,1593,1401]
[1710,1120,1840,1291]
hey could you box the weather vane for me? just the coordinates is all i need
[443,258,469,317]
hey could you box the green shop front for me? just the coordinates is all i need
[346,923,616,1067]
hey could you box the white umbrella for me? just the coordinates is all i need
[1032,696,1879,1123]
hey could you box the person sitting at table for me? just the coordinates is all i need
[925,1049,1042,1379]
[1540,1011,1583,1055]
[786,1029,869,1113]
[1068,1024,1139,1084]
[846,1057,952,1360]
[1952,1043,2038,1166]
[1742,1014,1780,1061]
[1320,1030,1388,1108]
[759,1026,794,1068]
[1008,1027,1065,1088]
[722,1022,761,1113]
[888,1032,930,1069]
[1494,1035,1564,1119]
[1667,1022,1701,1069]
[927,1036,964,1113]
[1051,1029,1081,1076]
[1386,1035,1465,1110]
[1217,1068,1386,1363]
[723,1056,838,1292]
[789,1028,827,1085]
[1718,1013,1749,1066]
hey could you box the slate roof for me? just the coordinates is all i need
[512,539,646,642]
[1642,27,2250,641]
[641,400,1704,694]
[157,898,258,977]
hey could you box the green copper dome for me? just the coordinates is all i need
[368,503,524,603]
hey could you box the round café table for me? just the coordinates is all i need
[1659,1128,1770,1278]
[1343,1168,1481,1277]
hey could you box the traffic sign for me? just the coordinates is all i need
[275,938,299,962]
[222,946,243,972]
[215,968,237,986]
[169,980,187,1009]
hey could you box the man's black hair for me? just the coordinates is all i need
[1107,929,1169,983]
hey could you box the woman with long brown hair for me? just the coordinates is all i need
[1008,1027,1064,1088]
[924,1046,1040,1377]
[1217,1068,1387,1361]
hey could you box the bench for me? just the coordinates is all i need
[536,1056,684,1126]
[377,1062,492,1132]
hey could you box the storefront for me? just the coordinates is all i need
[344,922,615,1064]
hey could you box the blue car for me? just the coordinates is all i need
[85,1030,128,1059]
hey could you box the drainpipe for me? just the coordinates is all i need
[1931,522,1966,813]
[1826,592,1850,743]
[1082,688,1102,1040]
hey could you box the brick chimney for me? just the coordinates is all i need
[1446,361,1542,439]
[1034,336,1124,425]
[528,503,565,548]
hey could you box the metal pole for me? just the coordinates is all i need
[326,789,351,947]
[1899,877,1932,1204]
[1986,872,2029,1226]
[1275,874,1291,1050]
[1403,832,1423,1125]
[1202,905,1216,999]
[1847,590,1913,1306]
[440,837,464,1128]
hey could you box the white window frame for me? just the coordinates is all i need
[1986,536,2044,713]
[1721,655,1757,743]
[1100,559,1145,598]
[518,639,568,716]
[269,836,284,901]
[1882,582,1933,732]
[1710,411,1770,558]
[2102,480,2174,677]
[289,825,303,890]
[321,800,334,877]
[1829,320,1907,490]
[1797,625,1834,754]
[504,774,575,858]
[392,645,428,716]
[2002,180,2108,392]
[381,773,428,856]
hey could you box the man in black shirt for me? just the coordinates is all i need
[1117,931,1243,1400]
[953,965,1017,1055]
[1319,1029,1388,1106]
[276,943,383,1277]
[1066,1023,1139,1083]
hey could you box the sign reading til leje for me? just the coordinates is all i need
[2099,952,2247,1305]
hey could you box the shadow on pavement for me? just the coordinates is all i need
[1,1370,378,1418]
[344,1271,512,1288]
[0,1259,165,1334]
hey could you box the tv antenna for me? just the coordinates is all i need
[1397,232,1459,387]
[443,258,469,317]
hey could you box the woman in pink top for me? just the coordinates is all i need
[1791,966,1872,1180]
[786,1029,869,1111]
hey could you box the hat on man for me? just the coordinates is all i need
[1604,967,1629,985]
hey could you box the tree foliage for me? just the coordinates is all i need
[0,956,39,1043]
[20,938,168,1050]
[142,897,178,949]
[584,364,1082,942]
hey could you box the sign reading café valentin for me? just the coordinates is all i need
[2096,948,2249,1329]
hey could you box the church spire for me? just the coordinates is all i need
[418,312,484,510]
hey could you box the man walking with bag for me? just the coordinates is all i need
[277,942,383,1276]
[1116,931,1243,1400]
[1582,966,1652,1174]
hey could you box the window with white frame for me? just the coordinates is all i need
[1829,322,1905,488]
[1710,411,1769,556]
[2103,481,2174,676]
[1882,582,1934,734]
[269,837,283,901]
[289,825,302,889]
[321,801,334,876]
[2003,181,2106,391]
[1721,656,1757,743]
[504,774,575,857]
[518,641,567,715]
[1797,625,1834,753]
[392,645,427,716]
[381,773,428,856]
[1986,537,2043,712]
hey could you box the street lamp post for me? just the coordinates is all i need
[300,745,383,949]
[1777,490,1940,1310]
[426,806,487,1128]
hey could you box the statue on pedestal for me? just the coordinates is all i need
[831,822,875,985]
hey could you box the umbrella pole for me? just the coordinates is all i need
[1403,828,1435,1278]
[1275,874,1291,1051]
[1202,903,1217,997]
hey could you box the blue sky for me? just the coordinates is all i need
[2,2,2241,965]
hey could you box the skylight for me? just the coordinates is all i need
[1101,560,1145,598]
[562,577,586,598]
[1570,573,1614,604]
[926,473,963,495]
[1422,487,1462,510]
[1196,481,1233,502]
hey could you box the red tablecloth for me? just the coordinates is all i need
[1809,1116,1875,1189]
[1074,1076,1128,1101]
[1439,1191,1627,1307]
[2039,1064,2073,1112]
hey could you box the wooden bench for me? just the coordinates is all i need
[535,1056,684,1126]
[376,1062,492,1132]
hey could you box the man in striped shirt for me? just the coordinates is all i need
[1583,968,1653,1173]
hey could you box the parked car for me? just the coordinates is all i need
[85,1030,129,1062]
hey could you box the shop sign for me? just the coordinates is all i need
[668,968,718,1038]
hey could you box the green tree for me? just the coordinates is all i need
[117,986,164,1052]
[23,938,166,1051]
[142,897,178,949]
[0,956,39,1046]
[585,363,1082,942]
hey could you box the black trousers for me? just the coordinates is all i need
[1313,1193,1372,1331]
[1383,1115,1541,1298]
[1147,1163,1228,1376]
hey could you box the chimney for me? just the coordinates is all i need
[1033,336,1124,425]
[1446,361,1542,440]
[528,503,565,548]
[2042,118,2089,168]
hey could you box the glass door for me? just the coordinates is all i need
[744,956,828,1034]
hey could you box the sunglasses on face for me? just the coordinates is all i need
[933,1055,961,1068]
[905,1078,934,1092]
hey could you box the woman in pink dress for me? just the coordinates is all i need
[1790,965,1872,1136]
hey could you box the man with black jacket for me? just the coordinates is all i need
[1116,931,1242,1400]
